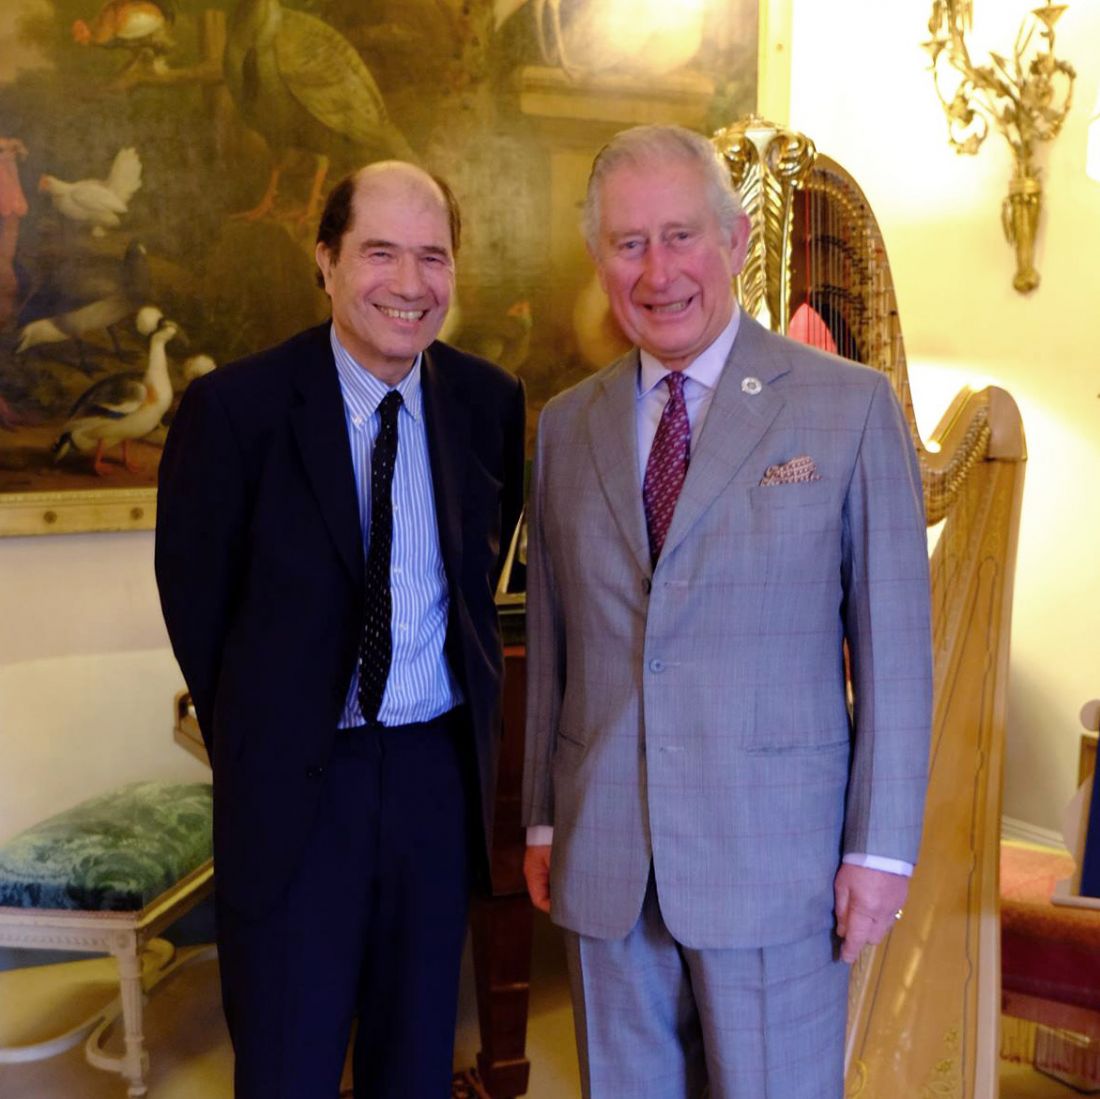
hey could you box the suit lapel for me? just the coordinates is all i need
[658,313,791,565]
[289,329,364,587]
[586,351,651,578]
[420,346,468,584]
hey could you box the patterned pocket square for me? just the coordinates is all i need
[759,455,821,486]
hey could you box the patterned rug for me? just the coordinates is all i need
[339,1067,492,1098]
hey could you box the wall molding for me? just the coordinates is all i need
[1001,815,1066,851]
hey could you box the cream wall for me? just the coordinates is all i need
[2,1,1098,844]
[788,0,1100,831]
[0,532,204,839]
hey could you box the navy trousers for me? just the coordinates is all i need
[217,709,474,1099]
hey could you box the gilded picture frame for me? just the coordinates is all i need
[0,0,791,536]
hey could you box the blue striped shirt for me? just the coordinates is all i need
[331,328,463,727]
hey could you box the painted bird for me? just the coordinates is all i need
[38,147,142,236]
[52,305,182,476]
[224,0,414,224]
[71,0,175,54]
[16,240,150,371]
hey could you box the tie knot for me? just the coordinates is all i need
[378,390,403,424]
[663,372,686,399]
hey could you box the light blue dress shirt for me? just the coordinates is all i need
[331,328,463,728]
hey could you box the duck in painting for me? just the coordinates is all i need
[53,306,183,476]
[38,148,142,236]
[182,354,216,381]
[16,239,150,371]
[223,0,413,224]
[71,0,175,57]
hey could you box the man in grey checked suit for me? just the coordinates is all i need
[522,125,932,1098]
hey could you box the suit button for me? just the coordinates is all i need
[648,659,664,673]
[642,578,652,594]
[305,766,324,780]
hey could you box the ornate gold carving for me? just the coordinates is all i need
[712,116,816,331]
[919,1026,963,1097]
[925,1,1076,293]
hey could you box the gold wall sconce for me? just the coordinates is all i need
[925,1,1076,293]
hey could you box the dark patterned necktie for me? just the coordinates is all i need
[643,372,690,565]
[357,390,402,724]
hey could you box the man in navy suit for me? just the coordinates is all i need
[156,161,525,1098]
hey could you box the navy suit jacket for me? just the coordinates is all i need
[156,323,525,915]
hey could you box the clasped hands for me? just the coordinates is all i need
[525,846,909,964]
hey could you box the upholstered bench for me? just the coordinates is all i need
[0,781,214,1097]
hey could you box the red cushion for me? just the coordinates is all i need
[1001,844,1100,1011]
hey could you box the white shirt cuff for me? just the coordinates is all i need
[843,852,913,877]
[522,836,911,873]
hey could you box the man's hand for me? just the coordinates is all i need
[834,863,909,964]
[524,844,552,914]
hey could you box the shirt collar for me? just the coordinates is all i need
[330,324,424,423]
[637,301,741,399]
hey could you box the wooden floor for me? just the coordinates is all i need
[0,913,1088,1098]
[1001,1060,1094,1098]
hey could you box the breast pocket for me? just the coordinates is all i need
[748,480,837,530]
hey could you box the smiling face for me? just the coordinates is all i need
[591,156,750,372]
[316,165,455,384]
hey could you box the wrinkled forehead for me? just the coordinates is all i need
[597,156,715,232]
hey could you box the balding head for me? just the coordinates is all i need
[314,161,462,287]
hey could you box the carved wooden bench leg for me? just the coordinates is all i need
[117,943,149,1097]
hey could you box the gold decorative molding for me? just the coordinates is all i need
[919,1026,963,1097]
[925,1,1076,293]
[845,1057,868,1097]
[0,486,155,537]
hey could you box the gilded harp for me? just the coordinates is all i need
[712,117,1026,1097]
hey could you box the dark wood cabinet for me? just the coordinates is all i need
[470,646,533,1097]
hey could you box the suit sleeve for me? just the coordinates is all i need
[521,411,565,828]
[155,379,247,753]
[841,374,932,865]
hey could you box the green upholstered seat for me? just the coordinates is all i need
[0,782,212,912]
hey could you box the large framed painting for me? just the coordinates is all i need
[0,0,784,535]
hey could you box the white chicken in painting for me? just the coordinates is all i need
[53,305,180,476]
[38,147,143,236]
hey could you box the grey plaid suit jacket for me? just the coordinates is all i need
[522,313,932,950]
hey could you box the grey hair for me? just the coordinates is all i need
[582,124,743,251]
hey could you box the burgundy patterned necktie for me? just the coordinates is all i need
[643,372,690,565]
